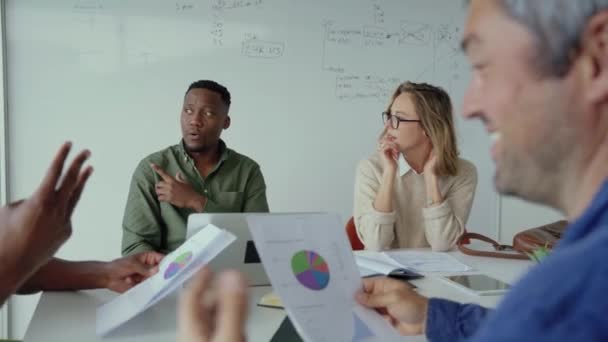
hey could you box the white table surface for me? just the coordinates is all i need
[23,249,533,342]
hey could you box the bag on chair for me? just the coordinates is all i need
[457,220,569,260]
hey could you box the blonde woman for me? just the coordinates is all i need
[354,81,477,251]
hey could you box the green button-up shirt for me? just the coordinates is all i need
[121,140,269,255]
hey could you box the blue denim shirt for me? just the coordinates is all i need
[426,180,608,342]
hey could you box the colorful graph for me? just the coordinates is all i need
[291,250,330,290]
[352,312,374,341]
[163,251,193,280]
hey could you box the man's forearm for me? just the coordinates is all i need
[0,265,28,305]
[17,258,108,294]
[0,233,44,304]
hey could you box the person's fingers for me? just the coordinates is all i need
[176,171,188,184]
[155,181,169,191]
[363,276,407,293]
[148,265,160,276]
[140,251,165,266]
[178,267,213,338]
[382,148,397,162]
[155,183,169,196]
[128,274,145,285]
[356,289,402,309]
[118,258,151,278]
[157,194,168,202]
[135,251,163,276]
[380,139,398,154]
[361,277,382,294]
[36,142,73,199]
[113,284,130,294]
[57,149,91,203]
[384,141,398,150]
[359,276,407,302]
[151,164,173,182]
[67,166,94,216]
[213,270,249,341]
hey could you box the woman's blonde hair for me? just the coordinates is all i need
[387,81,459,177]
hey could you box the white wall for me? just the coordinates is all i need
[2,0,564,339]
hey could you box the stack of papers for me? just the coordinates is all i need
[384,251,472,273]
[356,251,472,275]
[356,255,398,277]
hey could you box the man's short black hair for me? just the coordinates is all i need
[186,80,231,107]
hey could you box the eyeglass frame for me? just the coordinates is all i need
[381,111,421,129]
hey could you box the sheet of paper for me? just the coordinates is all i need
[356,255,400,275]
[96,224,236,336]
[384,250,472,273]
[358,265,380,278]
[247,213,404,342]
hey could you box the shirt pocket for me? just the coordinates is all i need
[214,191,245,212]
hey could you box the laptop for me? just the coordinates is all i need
[186,213,324,286]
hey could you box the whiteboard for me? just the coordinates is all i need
[5,0,497,260]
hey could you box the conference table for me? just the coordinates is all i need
[23,249,533,342]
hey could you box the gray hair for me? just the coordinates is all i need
[498,0,608,77]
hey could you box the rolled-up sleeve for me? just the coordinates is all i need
[422,163,477,251]
[353,160,396,251]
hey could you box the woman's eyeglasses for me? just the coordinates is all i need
[382,112,421,129]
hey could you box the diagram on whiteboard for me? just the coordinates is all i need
[321,6,466,101]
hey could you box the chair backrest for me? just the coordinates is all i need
[345,217,364,250]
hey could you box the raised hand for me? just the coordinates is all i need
[0,142,93,297]
[378,134,399,175]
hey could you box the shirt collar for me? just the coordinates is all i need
[560,179,608,246]
[178,139,230,163]
[399,154,421,176]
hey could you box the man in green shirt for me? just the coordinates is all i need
[122,80,269,256]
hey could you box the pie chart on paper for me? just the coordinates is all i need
[291,250,330,290]
[164,251,193,280]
